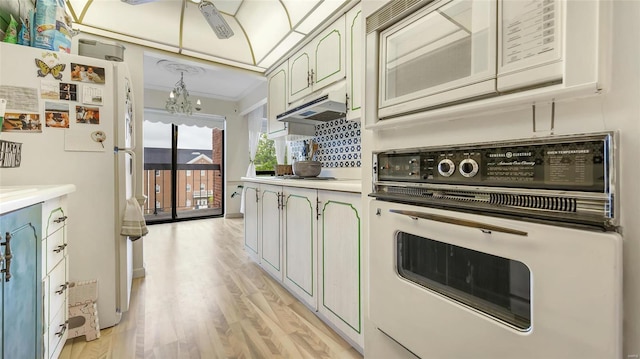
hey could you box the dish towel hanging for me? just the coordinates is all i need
[121,197,148,241]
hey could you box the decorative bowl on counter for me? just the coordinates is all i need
[292,160,321,177]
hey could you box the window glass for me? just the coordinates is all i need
[254,133,277,172]
[397,232,531,330]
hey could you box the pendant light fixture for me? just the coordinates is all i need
[165,71,202,115]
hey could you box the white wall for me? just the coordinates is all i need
[362,1,640,357]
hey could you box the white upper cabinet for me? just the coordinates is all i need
[267,61,289,138]
[266,61,316,140]
[346,4,363,121]
[289,15,347,103]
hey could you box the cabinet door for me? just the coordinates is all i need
[289,44,314,103]
[1,204,43,359]
[314,15,347,92]
[243,184,260,257]
[346,5,363,121]
[267,62,289,138]
[318,191,362,348]
[260,185,283,280]
[283,187,317,309]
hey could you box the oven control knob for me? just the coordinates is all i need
[438,159,455,177]
[459,158,479,177]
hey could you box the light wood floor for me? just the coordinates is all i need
[60,218,363,359]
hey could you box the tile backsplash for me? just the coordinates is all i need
[289,118,361,168]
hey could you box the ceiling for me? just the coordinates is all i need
[67,0,353,103]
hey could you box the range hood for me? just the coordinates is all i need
[277,83,347,124]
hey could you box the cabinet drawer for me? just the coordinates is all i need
[45,227,66,274]
[42,197,68,238]
[48,306,67,359]
[48,258,68,325]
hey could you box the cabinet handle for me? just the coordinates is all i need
[55,321,68,337]
[53,243,68,253]
[55,282,69,295]
[1,232,12,282]
[53,215,68,223]
[316,199,322,220]
[310,69,315,84]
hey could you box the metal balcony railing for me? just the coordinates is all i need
[142,163,223,221]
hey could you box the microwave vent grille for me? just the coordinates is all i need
[366,0,430,33]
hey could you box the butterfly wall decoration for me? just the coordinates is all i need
[35,58,65,80]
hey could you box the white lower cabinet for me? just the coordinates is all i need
[242,182,362,351]
[243,184,260,259]
[318,190,362,349]
[260,184,283,280]
[283,187,318,309]
[42,195,70,359]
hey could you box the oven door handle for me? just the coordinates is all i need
[389,209,528,236]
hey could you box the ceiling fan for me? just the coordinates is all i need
[120,0,234,39]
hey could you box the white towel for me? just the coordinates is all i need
[121,197,148,240]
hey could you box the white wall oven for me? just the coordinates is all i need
[369,132,622,358]
[365,0,603,121]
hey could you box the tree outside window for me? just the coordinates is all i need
[254,133,277,171]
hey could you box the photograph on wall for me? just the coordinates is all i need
[1,112,42,132]
[82,85,103,105]
[41,80,60,100]
[70,63,105,84]
[60,82,77,101]
[75,105,100,124]
[44,102,70,128]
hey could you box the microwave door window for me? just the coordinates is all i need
[381,0,493,106]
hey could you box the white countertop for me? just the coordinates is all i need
[241,176,362,193]
[0,184,77,214]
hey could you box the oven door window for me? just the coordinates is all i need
[397,232,531,330]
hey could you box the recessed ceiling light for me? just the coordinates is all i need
[189,0,202,3]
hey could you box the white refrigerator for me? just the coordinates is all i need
[0,42,136,328]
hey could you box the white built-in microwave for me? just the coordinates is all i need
[365,0,604,122]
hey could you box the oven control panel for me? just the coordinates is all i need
[375,133,611,192]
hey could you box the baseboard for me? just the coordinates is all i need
[225,213,244,219]
[133,266,146,278]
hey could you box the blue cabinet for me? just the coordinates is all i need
[1,203,43,359]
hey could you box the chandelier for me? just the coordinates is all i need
[165,72,201,115]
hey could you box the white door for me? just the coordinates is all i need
[283,187,317,309]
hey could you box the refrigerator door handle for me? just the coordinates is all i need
[115,147,137,196]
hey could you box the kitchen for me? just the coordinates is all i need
[0,0,639,358]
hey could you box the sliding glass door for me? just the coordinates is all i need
[143,118,224,223]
